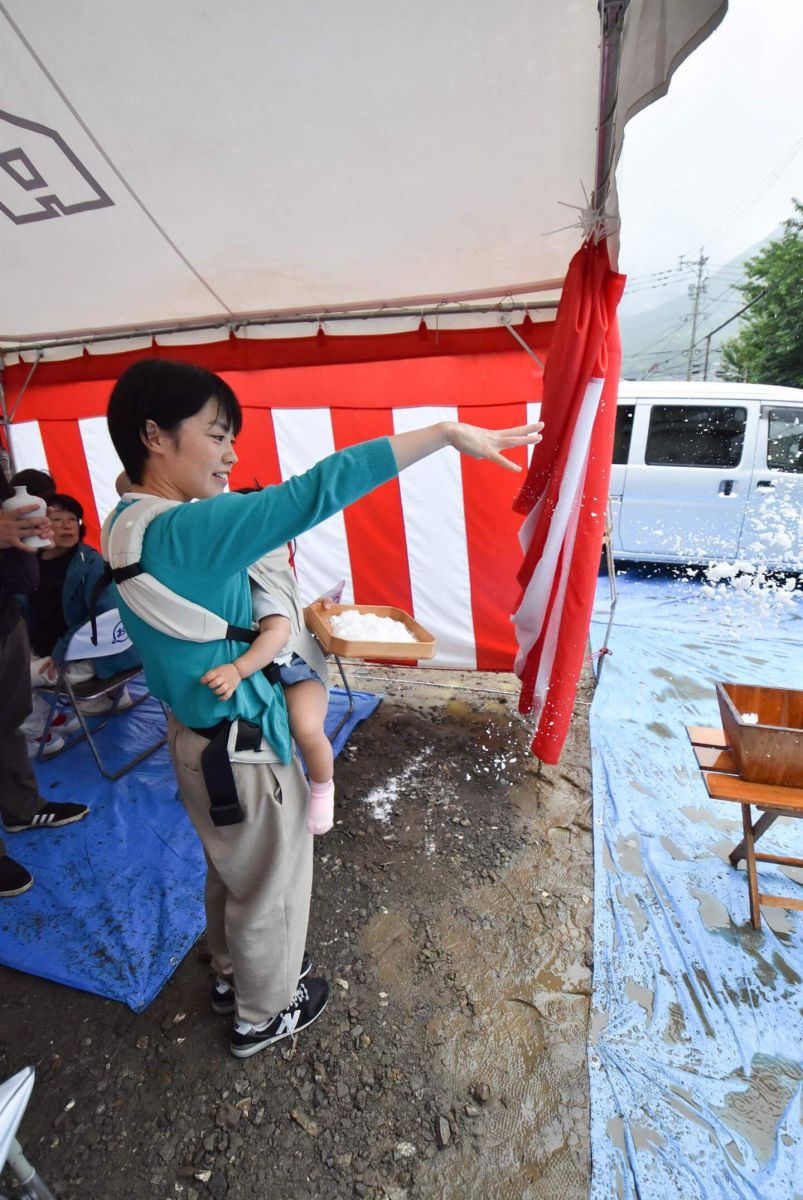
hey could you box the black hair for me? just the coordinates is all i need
[107,358,242,484]
[49,493,86,540]
[10,468,57,500]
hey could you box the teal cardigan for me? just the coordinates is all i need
[111,437,398,762]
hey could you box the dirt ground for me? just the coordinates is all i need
[1,665,594,1200]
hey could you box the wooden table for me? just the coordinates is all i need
[687,725,803,930]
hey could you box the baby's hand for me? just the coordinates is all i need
[200,662,241,702]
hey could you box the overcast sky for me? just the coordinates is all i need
[616,0,803,295]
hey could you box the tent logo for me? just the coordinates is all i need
[0,109,114,226]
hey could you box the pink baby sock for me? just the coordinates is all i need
[307,779,335,836]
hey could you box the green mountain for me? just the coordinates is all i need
[618,232,779,380]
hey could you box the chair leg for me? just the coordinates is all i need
[740,803,762,930]
[65,678,167,780]
[327,655,356,743]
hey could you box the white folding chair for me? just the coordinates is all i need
[38,609,167,780]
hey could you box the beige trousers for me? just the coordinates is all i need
[167,714,312,1025]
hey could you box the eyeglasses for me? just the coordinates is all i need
[49,511,80,526]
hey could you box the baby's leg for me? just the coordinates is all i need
[285,680,334,835]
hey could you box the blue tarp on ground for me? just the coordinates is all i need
[589,569,803,1199]
[0,686,381,1011]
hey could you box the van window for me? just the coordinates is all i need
[767,408,803,473]
[645,405,747,467]
[613,405,634,464]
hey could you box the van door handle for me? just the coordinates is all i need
[718,479,734,496]
[756,479,776,490]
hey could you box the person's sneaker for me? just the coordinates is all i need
[5,801,89,833]
[79,687,133,716]
[0,855,33,897]
[229,977,330,1058]
[52,711,82,736]
[211,951,314,1015]
[26,732,65,759]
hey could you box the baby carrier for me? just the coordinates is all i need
[99,495,329,826]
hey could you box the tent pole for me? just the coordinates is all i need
[592,0,630,214]
[0,363,13,476]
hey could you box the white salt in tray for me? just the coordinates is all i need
[304,602,436,661]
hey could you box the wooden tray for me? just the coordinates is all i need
[716,681,803,788]
[304,602,436,661]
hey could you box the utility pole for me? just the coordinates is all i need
[681,247,708,380]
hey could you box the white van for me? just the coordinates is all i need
[609,382,803,568]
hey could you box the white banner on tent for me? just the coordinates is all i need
[8,421,48,475]
[79,416,124,527]
[392,406,476,670]
[271,408,355,608]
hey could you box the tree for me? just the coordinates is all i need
[720,199,803,387]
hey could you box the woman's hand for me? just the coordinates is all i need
[444,421,544,472]
[389,421,543,473]
[0,503,52,551]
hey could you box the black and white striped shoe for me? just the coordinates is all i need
[229,977,330,1058]
[0,855,33,897]
[5,801,89,833]
[211,950,314,1015]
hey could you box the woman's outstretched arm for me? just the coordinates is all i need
[388,421,543,473]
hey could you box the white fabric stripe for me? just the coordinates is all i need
[529,457,586,725]
[526,401,542,466]
[8,421,48,474]
[512,378,603,668]
[79,417,124,526]
[271,409,354,606]
[392,406,476,669]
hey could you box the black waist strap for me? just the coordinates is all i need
[194,719,263,826]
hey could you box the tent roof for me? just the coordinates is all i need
[1,0,725,350]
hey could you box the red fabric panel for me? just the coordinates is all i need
[228,407,282,491]
[459,402,530,671]
[329,408,413,613]
[4,321,554,402]
[10,347,548,424]
[39,420,101,550]
[512,240,625,762]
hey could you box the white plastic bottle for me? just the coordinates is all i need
[1,485,53,548]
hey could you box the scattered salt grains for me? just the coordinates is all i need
[330,610,416,643]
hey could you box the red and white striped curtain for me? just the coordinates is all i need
[512,238,625,763]
[4,327,550,672]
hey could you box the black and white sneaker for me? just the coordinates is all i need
[229,977,330,1058]
[5,801,89,833]
[0,855,33,897]
[212,951,314,1015]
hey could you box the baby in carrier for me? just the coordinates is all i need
[201,543,334,836]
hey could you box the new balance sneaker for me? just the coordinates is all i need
[229,977,330,1058]
[211,951,314,1015]
[5,801,89,833]
[26,732,65,759]
[51,711,82,736]
[0,855,33,897]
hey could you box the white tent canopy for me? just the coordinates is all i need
[0,0,725,352]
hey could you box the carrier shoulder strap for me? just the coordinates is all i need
[101,495,257,645]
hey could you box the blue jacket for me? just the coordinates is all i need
[45,544,140,679]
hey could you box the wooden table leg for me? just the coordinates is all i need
[740,803,762,930]
[730,811,779,866]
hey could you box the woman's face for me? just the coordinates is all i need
[149,397,238,500]
[48,506,81,551]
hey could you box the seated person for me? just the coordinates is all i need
[20,493,140,754]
